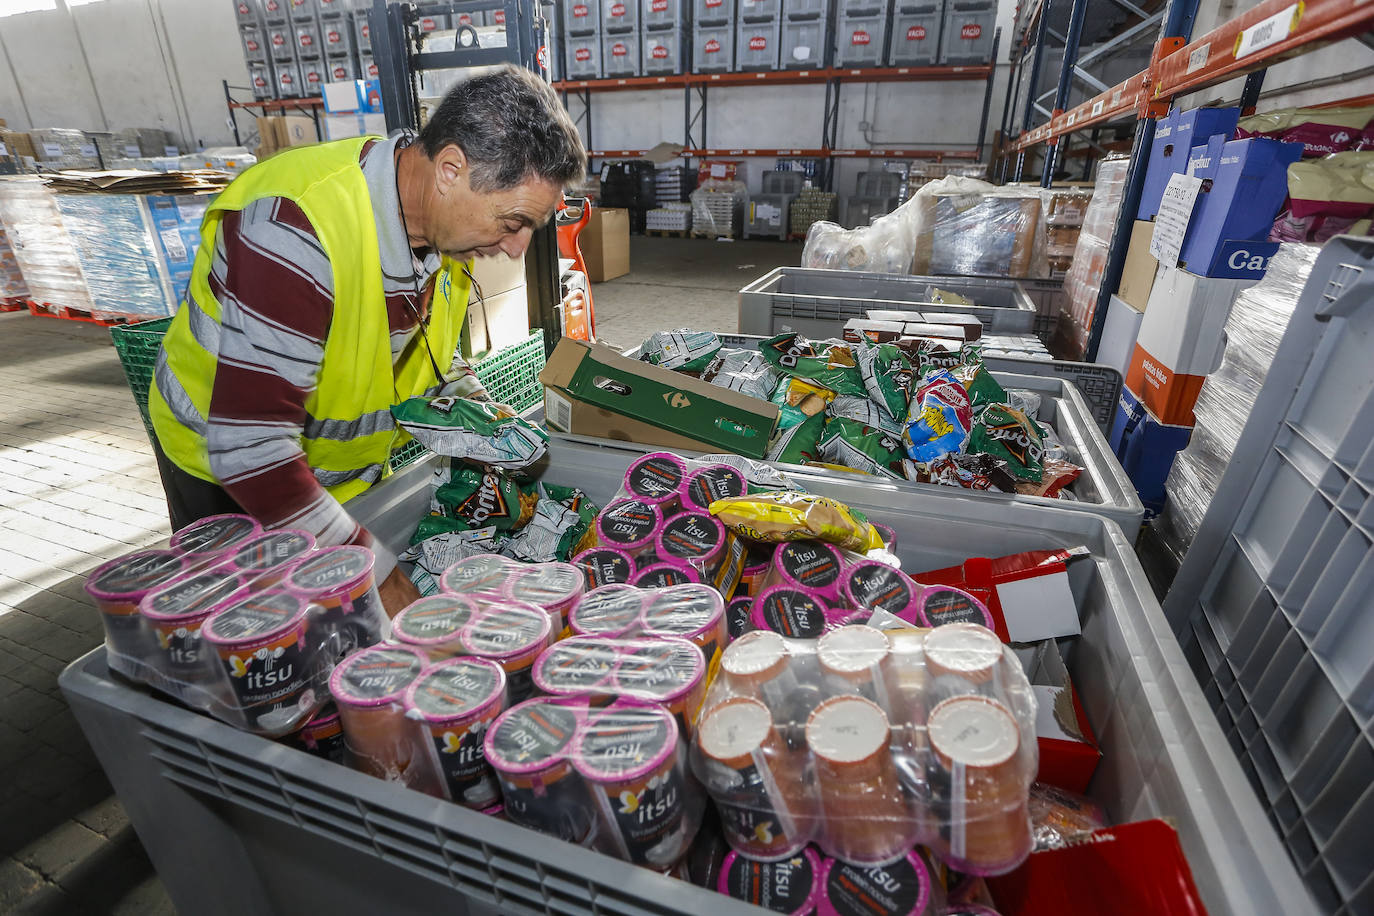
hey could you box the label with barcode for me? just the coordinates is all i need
[160,228,188,262]
[546,390,573,431]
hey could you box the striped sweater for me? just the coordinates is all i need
[205,134,484,581]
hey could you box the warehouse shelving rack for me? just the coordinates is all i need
[1006,0,1374,362]
[221,83,327,147]
[553,46,1001,190]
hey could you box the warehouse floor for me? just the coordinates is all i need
[0,234,801,914]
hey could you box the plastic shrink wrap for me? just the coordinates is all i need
[0,177,95,312]
[1057,157,1129,358]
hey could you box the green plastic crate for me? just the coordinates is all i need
[112,320,548,472]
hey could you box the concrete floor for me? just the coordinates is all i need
[0,234,801,914]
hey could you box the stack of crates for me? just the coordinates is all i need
[834,0,889,67]
[263,2,302,97]
[355,1,375,80]
[736,0,780,70]
[643,0,689,74]
[939,0,995,63]
[234,0,276,101]
[601,0,640,76]
[289,0,327,98]
[888,0,942,64]
[320,2,356,83]
[691,0,734,71]
[562,0,602,77]
[789,186,838,237]
[654,164,696,202]
[414,1,452,34]
[780,0,828,69]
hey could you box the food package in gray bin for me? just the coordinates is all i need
[701,347,780,401]
[1153,243,1319,564]
[640,329,722,372]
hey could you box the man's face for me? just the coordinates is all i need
[431,171,562,262]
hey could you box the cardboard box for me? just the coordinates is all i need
[581,207,630,282]
[1026,639,1101,794]
[1109,386,1193,519]
[1137,105,1240,220]
[321,78,383,113]
[540,338,778,458]
[470,253,526,296]
[281,115,317,146]
[842,318,905,344]
[901,321,977,343]
[1097,295,1145,379]
[466,286,530,358]
[1178,136,1302,276]
[1124,265,1252,426]
[1114,220,1157,311]
[321,112,387,140]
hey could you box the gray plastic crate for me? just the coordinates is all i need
[359,52,378,79]
[240,23,268,63]
[620,334,1142,534]
[416,10,451,32]
[835,0,885,16]
[565,34,601,77]
[642,0,688,31]
[261,0,288,23]
[324,55,355,82]
[834,11,886,66]
[287,0,320,22]
[735,19,781,69]
[295,21,323,58]
[249,60,276,100]
[602,31,640,76]
[780,17,828,68]
[562,0,600,34]
[939,0,995,63]
[643,28,686,74]
[888,7,942,65]
[275,60,303,97]
[783,0,826,19]
[692,22,734,70]
[321,18,353,55]
[354,12,371,51]
[267,23,296,61]
[693,0,732,24]
[739,266,1038,335]
[63,438,1310,916]
[234,0,263,26]
[1162,237,1374,915]
[738,0,780,20]
[602,0,639,31]
[300,58,327,94]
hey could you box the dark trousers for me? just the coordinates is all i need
[150,434,245,532]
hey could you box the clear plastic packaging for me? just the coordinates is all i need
[908,178,1048,280]
[437,555,586,633]
[484,696,706,869]
[567,583,726,666]
[718,846,824,915]
[691,179,748,239]
[1057,157,1131,358]
[817,849,940,916]
[692,622,1037,875]
[86,514,391,737]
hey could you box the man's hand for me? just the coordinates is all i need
[378,565,422,618]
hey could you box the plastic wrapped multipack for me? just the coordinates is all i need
[484,695,706,870]
[691,180,748,239]
[908,177,1048,280]
[0,223,31,304]
[0,177,96,312]
[1153,243,1319,564]
[52,192,188,318]
[85,514,390,737]
[566,583,724,665]
[692,622,1038,875]
[1057,156,1130,358]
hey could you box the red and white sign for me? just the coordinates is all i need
[327,29,342,43]
[360,23,369,37]
[850,30,870,45]
[237,3,251,15]
[271,32,287,46]
[265,0,280,11]
[457,13,473,24]
[612,42,628,56]
[494,10,505,22]
[906,25,926,40]
[420,16,439,31]
[651,44,669,58]
[575,47,592,60]
[961,23,982,39]
[538,45,549,70]
[331,64,348,79]
[573,4,589,16]
[280,72,295,87]
[651,0,668,10]
[610,3,626,16]
[704,38,721,52]
[306,70,322,85]
[299,33,314,46]
[706,0,723,6]
[246,37,261,52]
[253,74,268,88]
[749,35,767,50]
[365,61,379,76]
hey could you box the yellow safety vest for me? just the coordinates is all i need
[149,137,470,503]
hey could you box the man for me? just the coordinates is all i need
[149,66,586,615]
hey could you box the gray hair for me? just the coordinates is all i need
[418,65,586,192]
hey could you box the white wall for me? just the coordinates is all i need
[0,0,251,149]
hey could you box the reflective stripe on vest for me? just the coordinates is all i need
[149,137,471,504]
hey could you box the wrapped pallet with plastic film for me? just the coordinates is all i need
[690,180,747,239]
[0,221,30,305]
[1056,157,1129,359]
[1151,243,1320,566]
[802,186,922,273]
[909,177,1048,279]
[53,192,208,319]
[0,177,96,313]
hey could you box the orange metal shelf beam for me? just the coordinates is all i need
[553,74,689,91]
[557,65,991,93]
[588,147,979,159]
[228,97,325,110]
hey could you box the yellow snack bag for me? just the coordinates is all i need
[708,490,883,553]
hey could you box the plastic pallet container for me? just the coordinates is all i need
[783,0,826,19]
[780,18,828,68]
[643,28,687,74]
[619,333,1142,533]
[109,322,547,470]
[834,11,887,67]
[692,22,734,70]
[888,6,942,65]
[739,266,1038,335]
[642,0,688,31]
[561,0,600,34]
[735,19,781,69]
[1162,237,1374,915]
[602,32,641,76]
[63,437,1309,916]
[692,0,733,25]
[565,34,601,77]
[602,0,639,32]
[738,0,780,19]
[939,0,995,63]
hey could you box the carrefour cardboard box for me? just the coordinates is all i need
[540,338,778,457]
[1109,386,1193,519]
[1097,295,1144,380]
[1114,220,1157,311]
[1137,105,1240,221]
[1124,264,1252,426]
[1177,136,1301,275]
[582,207,630,282]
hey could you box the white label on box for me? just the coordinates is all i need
[1235,5,1298,59]
[124,144,141,157]
[545,389,573,432]
[1150,173,1203,267]
[42,142,62,158]
[710,163,727,178]
[160,228,188,262]
[995,570,1081,641]
[80,143,97,158]
[1186,42,1210,73]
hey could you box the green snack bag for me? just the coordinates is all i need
[640,329,723,372]
[827,395,905,437]
[411,515,513,547]
[391,396,548,468]
[956,363,1009,413]
[767,376,829,465]
[914,338,966,376]
[817,416,905,478]
[969,404,1045,481]
[435,466,536,531]
[759,333,869,398]
[503,483,600,562]
[854,340,914,422]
